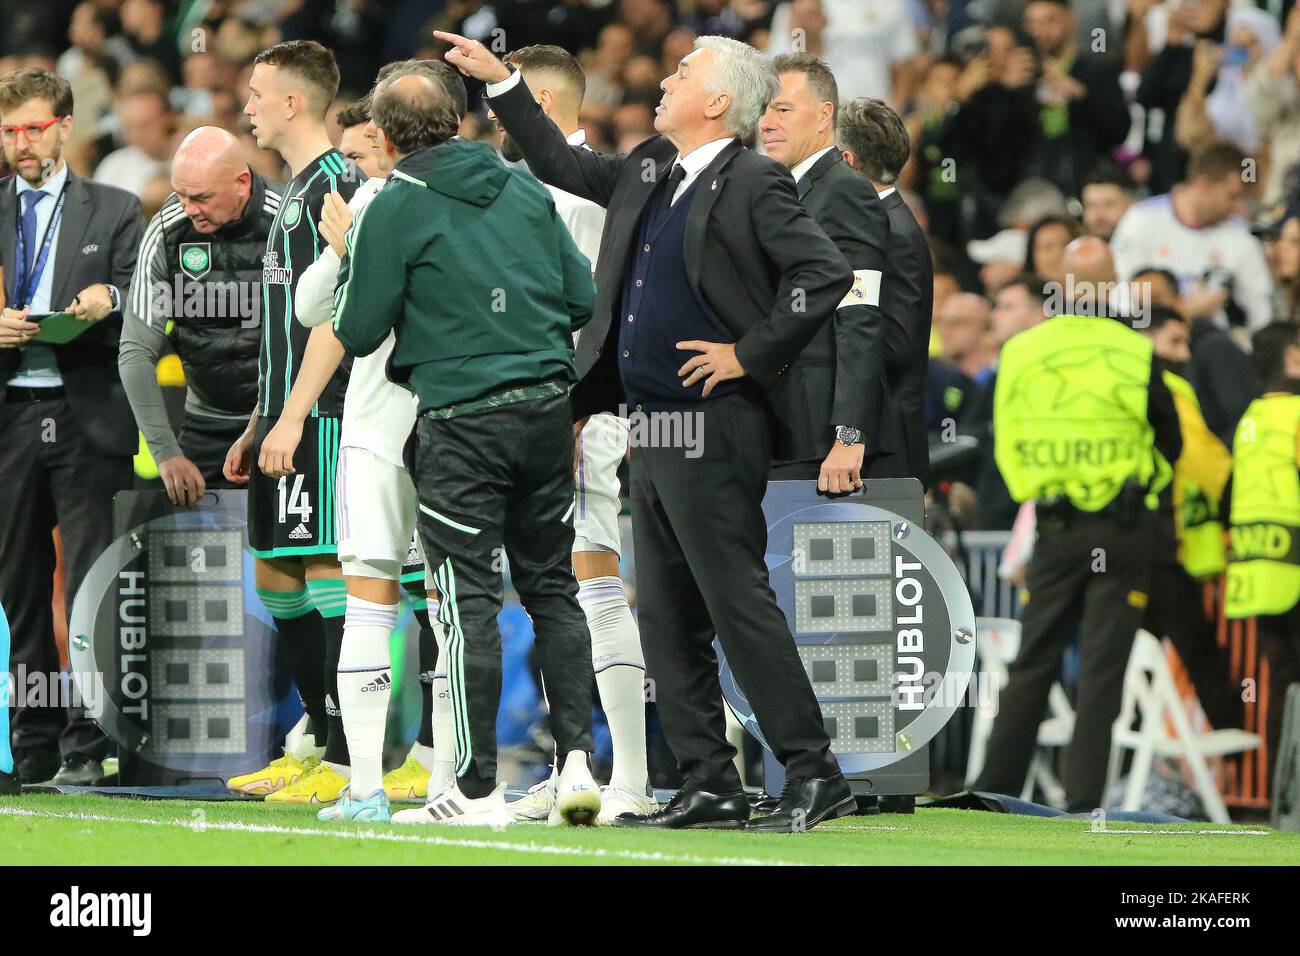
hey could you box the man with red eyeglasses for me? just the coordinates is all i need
[0,67,142,788]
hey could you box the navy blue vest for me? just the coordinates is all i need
[618,175,736,409]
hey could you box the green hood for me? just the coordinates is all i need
[390,138,510,208]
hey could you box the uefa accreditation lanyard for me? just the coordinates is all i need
[13,182,68,308]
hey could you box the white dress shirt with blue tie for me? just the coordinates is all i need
[9,161,69,388]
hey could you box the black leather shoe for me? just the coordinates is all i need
[746,775,856,833]
[751,792,781,814]
[613,788,750,829]
[878,794,915,814]
[16,755,59,787]
[0,770,19,796]
[51,756,103,787]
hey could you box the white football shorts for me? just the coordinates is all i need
[573,412,628,554]
[335,445,419,579]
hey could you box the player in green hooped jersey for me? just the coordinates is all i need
[221,41,360,806]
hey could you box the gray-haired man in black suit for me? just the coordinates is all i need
[438,29,856,832]
[0,68,142,786]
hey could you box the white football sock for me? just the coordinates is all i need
[338,595,397,796]
[285,712,323,762]
[427,600,456,796]
[408,741,437,771]
[579,576,648,795]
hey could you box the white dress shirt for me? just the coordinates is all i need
[791,145,836,183]
[667,137,733,206]
[9,162,71,387]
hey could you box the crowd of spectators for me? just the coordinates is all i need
[2,0,1297,535]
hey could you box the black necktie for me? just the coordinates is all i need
[663,163,687,209]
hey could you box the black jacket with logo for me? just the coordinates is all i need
[126,173,280,415]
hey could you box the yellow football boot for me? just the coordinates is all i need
[227,752,317,797]
[383,754,432,802]
[264,762,348,805]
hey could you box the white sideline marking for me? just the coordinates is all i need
[0,805,824,866]
[1086,828,1271,836]
[829,824,901,831]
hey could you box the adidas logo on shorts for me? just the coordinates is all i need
[289,523,312,540]
[325,694,341,717]
[362,673,392,693]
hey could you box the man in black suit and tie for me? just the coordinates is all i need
[0,68,142,786]
[758,54,889,494]
[838,98,933,487]
[438,30,856,831]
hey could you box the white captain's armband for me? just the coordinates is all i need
[839,269,882,309]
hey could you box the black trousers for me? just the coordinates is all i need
[1255,606,1300,767]
[0,393,130,771]
[632,389,839,792]
[178,412,248,488]
[974,509,1157,812]
[413,392,593,794]
[1144,545,1243,731]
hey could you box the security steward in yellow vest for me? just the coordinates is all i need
[973,295,1182,812]
[1224,320,1300,764]
[1140,307,1241,731]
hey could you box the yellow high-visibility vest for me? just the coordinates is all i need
[995,314,1165,512]
[1225,393,1300,618]
[1163,371,1229,579]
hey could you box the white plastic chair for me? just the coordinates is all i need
[968,617,1073,808]
[1105,629,1261,824]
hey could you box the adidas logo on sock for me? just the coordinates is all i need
[289,523,312,540]
[362,673,392,693]
[325,694,341,717]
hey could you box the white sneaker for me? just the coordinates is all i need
[596,783,658,826]
[509,774,557,822]
[391,781,513,828]
[552,751,601,827]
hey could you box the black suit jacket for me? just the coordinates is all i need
[771,148,888,466]
[0,170,142,456]
[487,76,852,422]
[866,188,932,486]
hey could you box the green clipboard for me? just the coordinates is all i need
[30,312,93,344]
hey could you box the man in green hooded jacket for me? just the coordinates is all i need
[333,71,601,828]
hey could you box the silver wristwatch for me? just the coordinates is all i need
[835,425,862,447]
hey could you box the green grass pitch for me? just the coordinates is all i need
[1,795,1296,865]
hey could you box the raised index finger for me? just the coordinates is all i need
[432,30,473,50]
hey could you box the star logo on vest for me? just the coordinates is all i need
[179,242,211,280]
[281,197,303,231]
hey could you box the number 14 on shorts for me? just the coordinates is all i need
[278,473,313,524]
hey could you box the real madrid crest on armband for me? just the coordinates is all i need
[281,197,303,231]
[179,243,211,281]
